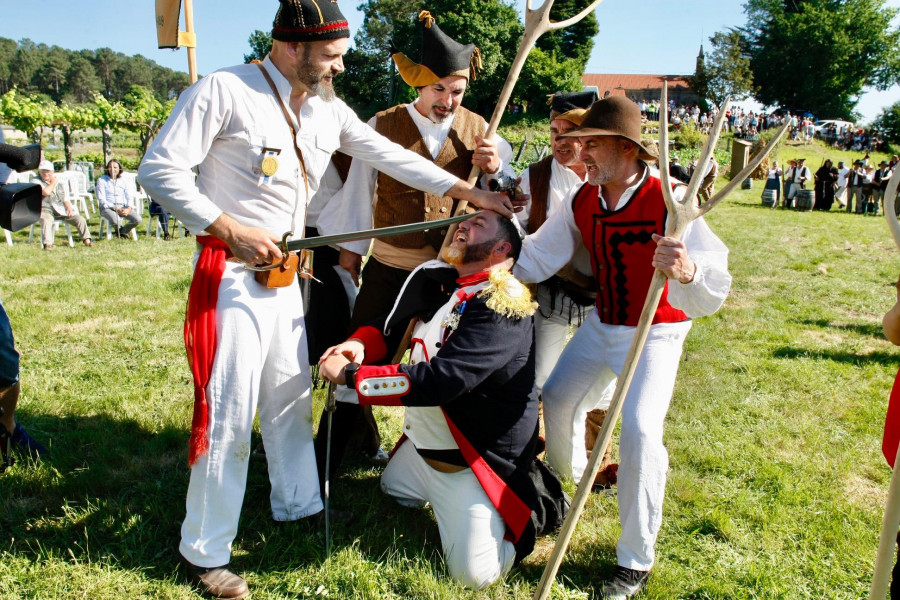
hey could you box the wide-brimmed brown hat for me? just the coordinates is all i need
[559,96,657,161]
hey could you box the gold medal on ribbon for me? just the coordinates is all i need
[261,155,279,177]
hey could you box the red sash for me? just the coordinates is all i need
[184,235,229,466]
[882,368,900,467]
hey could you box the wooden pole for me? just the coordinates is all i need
[183,0,198,84]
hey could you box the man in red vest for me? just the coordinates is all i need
[514,96,732,599]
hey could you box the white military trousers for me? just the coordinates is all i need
[180,262,321,568]
[542,309,691,570]
[381,440,516,589]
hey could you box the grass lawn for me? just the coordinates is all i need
[0,179,898,599]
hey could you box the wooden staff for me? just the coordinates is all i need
[183,0,198,84]
[532,84,791,600]
[869,173,900,600]
[441,0,606,249]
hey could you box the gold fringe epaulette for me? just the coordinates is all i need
[478,267,538,319]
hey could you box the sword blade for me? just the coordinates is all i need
[285,211,481,252]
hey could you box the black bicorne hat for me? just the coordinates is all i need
[548,90,599,125]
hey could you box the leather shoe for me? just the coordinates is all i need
[183,560,249,600]
[597,566,649,599]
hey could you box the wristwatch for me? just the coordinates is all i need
[344,362,360,389]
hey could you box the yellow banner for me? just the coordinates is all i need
[155,0,183,49]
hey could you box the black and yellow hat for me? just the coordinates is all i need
[548,90,599,126]
[392,11,482,87]
[272,0,350,43]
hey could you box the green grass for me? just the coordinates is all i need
[1,183,899,599]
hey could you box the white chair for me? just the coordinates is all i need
[120,172,148,216]
[146,211,184,239]
[98,217,138,241]
[56,172,91,218]
[2,229,12,246]
[63,170,94,215]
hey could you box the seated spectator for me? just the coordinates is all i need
[96,159,141,238]
[34,161,93,250]
[149,200,172,240]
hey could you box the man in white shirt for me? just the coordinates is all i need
[138,1,515,597]
[514,97,732,599]
[786,157,811,207]
[313,11,517,483]
[515,91,617,488]
[834,160,850,209]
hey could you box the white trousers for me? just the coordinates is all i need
[542,310,691,570]
[180,263,321,568]
[381,441,516,589]
[534,285,578,394]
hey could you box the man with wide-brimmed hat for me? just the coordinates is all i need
[313,10,517,485]
[139,0,517,596]
[514,96,732,599]
[515,90,617,490]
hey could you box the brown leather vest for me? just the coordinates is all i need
[526,155,554,234]
[372,104,485,250]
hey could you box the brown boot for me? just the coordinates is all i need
[183,560,249,600]
[585,409,617,489]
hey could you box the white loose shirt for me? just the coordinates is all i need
[316,99,515,257]
[514,167,732,319]
[139,57,460,238]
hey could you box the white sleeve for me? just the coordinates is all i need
[138,75,230,231]
[513,188,579,284]
[315,116,379,256]
[667,217,732,318]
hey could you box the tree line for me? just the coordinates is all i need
[691,0,900,124]
[0,38,190,104]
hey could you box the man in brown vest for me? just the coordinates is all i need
[314,10,516,481]
[514,90,618,489]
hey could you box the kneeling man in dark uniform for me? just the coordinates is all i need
[320,210,561,589]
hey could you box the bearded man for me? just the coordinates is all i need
[320,210,564,589]
[138,1,515,597]
[514,96,732,599]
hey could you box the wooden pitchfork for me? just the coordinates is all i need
[440,0,606,248]
[532,83,791,600]
[869,172,900,600]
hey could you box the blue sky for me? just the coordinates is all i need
[2,0,898,122]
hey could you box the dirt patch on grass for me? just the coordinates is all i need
[844,473,887,510]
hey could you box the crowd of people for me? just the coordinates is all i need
[761,154,897,213]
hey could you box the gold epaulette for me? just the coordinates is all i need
[478,268,538,319]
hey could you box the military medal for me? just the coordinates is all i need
[261,147,281,183]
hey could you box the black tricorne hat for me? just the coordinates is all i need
[392,11,482,87]
[548,90,599,125]
[272,0,350,43]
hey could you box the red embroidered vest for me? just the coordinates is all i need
[572,176,689,326]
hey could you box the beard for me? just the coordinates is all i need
[585,160,617,186]
[441,239,495,266]
[296,58,336,102]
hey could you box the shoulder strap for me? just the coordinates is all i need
[254,61,310,233]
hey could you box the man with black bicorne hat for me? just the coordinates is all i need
[515,90,617,490]
[313,9,517,484]
[139,1,518,597]
[514,96,732,599]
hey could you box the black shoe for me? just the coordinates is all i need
[598,566,650,599]
[182,559,249,600]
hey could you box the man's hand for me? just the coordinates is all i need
[338,248,362,287]
[320,353,350,385]
[446,182,525,218]
[651,233,696,284]
[206,213,282,265]
[319,338,365,365]
[65,203,74,218]
[472,135,501,175]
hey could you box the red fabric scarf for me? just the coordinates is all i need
[184,235,229,466]
[883,368,900,467]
